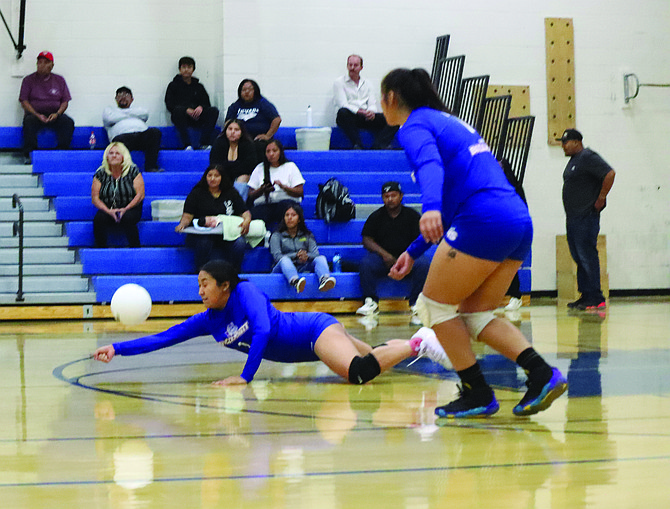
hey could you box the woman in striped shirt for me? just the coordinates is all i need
[91,142,145,247]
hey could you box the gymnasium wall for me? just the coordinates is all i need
[1,0,668,291]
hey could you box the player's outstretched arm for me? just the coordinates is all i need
[93,344,116,363]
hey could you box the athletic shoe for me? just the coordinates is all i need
[291,277,306,294]
[513,367,568,416]
[200,145,212,151]
[567,297,585,309]
[184,145,194,151]
[574,299,606,311]
[435,383,499,418]
[356,297,378,315]
[409,327,452,369]
[318,276,336,292]
[505,296,523,311]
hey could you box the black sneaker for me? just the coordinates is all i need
[513,368,567,416]
[435,383,499,418]
[567,297,585,309]
[575,299,606,311]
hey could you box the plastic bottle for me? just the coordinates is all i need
[89,131,96,149]
[332,253,341,272]
[306,105,313,127]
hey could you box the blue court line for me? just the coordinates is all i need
[2,454,669,488]
[52,357,415,427]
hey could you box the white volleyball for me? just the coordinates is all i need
[110,284,152,326]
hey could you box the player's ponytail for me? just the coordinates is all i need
[381,68,450,113]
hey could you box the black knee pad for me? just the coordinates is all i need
[348,353,381,385]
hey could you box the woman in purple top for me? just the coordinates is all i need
[381,68,567,419]
[93,260,449,385]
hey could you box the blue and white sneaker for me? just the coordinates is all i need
[513,367,567,416]
[435,383,499,419]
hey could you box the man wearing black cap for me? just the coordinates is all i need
[19,51,75,163]
[356,181,430,324]
[559,128,616,310]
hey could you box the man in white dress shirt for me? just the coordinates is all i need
[333,54,397,149]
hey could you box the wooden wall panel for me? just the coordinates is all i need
[487,85,531,117]
[545,17,576,145]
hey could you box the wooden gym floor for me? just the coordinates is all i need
[0,297,669,508]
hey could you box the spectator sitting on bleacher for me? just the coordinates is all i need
[270,203,336,294]
[333,54,397,150]
[175,164,251,272]
[103,86,163,172]
[19,51,74,164]
[209,119,258,203]
[247,139,304,229]
[356,181,430,326]
[164,56,219,150]
[225,79,281,160]
[91,142,145,248]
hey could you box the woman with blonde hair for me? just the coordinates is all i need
[91,142,145,247]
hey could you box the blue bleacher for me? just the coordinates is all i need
[31,146,411,173]
[66,219,364,247]
[0,125,381,151]
[42,172,418,197]
[92,273,413,303]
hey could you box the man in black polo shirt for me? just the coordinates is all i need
[356,181,430,325]
[559,128,615,311]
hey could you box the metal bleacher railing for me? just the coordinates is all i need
[456,75,490,132]
[497,116,535,185]
[430,34,535,185]
[12,194,25,302]
[433,55,465,113]
[430,34,451,83]
[480,94,512,159]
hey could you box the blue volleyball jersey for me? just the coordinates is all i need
[113,281,333,382]
[399,108,530,259]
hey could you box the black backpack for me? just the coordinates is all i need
[315,178,356,223]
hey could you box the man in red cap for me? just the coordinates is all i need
[19,51,74,163]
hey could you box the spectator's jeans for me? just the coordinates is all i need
[22,113,74,154]
[566,212,604,302]
[272,255,330,284]
[359,252,430,306]
[186,234,246,273]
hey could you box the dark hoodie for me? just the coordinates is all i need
[165,74,212,113]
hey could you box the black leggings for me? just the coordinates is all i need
[93,206,142,247]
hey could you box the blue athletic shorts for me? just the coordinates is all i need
[270,312,340,362]
[444,191,533,262]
